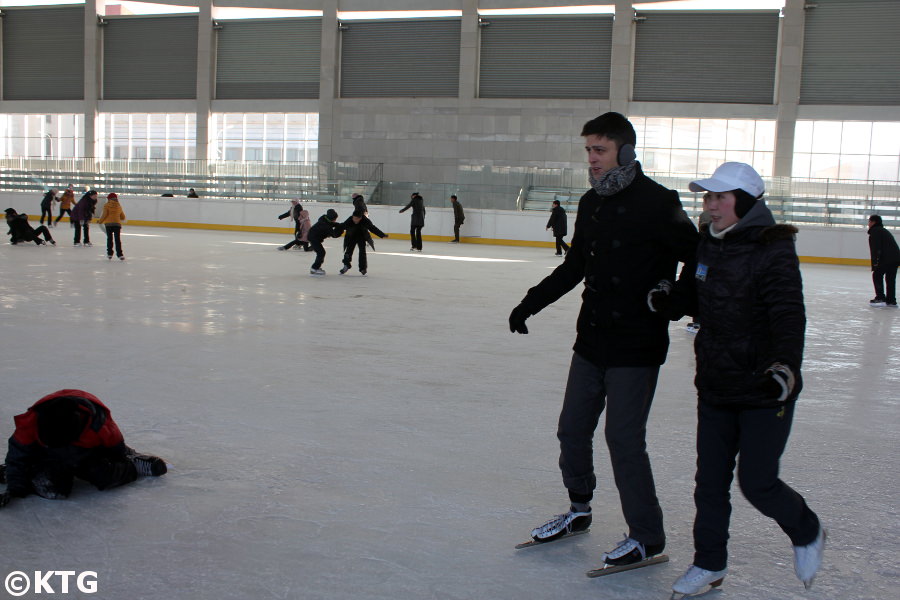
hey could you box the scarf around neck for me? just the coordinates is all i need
[588,161,638,197]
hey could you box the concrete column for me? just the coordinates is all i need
[608,0,635,115]
[195,0,214,161]
[83,0,105,159]
[317,0,339,165]
[773,0,807,178]
[458,0,478,105]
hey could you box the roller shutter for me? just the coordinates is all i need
[103,16,198,100]
[478,16,612,99]
[800,0,900,105]
[2,7,85,100]
[633,11,779,104]
[340,19,460,98]
[215,18,321,99]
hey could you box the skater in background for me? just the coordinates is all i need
[508,112,698,569]
[277,199,311,251]
[307,209,342,276]
[867,214,899,307]
[55,186,75,226]
[187,188,199,198]
[450,195,464,243]
[649,162,825,597]
[339,208,388,276]
[97,192,127,260]
[351,194,376,251]
[546,199,569,256]
[40,188,57,227]
[5,208,55,245]
[400,192,426,252]
[72,190,98,247]
[0,389,166,508]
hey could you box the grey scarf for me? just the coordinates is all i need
[588,161,638,197]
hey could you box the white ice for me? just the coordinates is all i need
[1,227,897,600]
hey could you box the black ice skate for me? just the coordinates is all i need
[585,535,669,578]
[515,508,592,549]
[127,450,167,477]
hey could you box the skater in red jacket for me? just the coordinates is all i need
[0,390,166,508]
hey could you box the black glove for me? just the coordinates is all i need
[0,463,5,484]
[509,304,531,334]
[0,491,11,508]
[647,279,673,313]
[761,362,796,402]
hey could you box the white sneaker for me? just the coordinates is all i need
[794,527,826,589]
[530,508,591,542]
[672,565,727,597]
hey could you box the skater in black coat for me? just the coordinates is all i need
[307,209,342,275]
[5,208,55,245]
[546,200,569,255]
[867,214,900,307]
[339,209,388,276]
[650,162,824,597]
[509,112,698,569]
[40,189,57,226]
[400,192,426,251]
[450,195,464,243]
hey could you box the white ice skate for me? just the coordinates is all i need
[670,564,727,598]
[793,527,826,589]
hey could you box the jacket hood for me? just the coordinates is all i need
[731,199,776,232]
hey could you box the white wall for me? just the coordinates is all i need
[1,191,873,262]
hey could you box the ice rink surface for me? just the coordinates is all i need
[1,226,897,600]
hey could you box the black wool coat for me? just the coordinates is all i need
[520,165,698,367]
[546,205,568,237]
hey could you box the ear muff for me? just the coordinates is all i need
[617,143,636,166]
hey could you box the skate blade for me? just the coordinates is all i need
[586,553,669,578]
[515,529,589,549]
[669,577,724,599]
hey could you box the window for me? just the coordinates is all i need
[97,113,196,161]
[0,114,84,159]
[792,120,900,181]
[210,113,319,163]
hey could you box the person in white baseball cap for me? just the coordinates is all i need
[653,162,826,597]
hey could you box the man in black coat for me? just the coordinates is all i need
[339,209,388,276]
[867,214,900,307]
[546,199,569,256]
[399,192,426,251]
[509,112,698,568]
[450,195,464,243]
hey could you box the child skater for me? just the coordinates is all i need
[648,162,825,598]
[339,208,388,276]
[0,389,166,508]
[307,209,342,276]
[97,192,126,260]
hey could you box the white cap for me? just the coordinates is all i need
[689,162,764,198]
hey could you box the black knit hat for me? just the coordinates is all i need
[326,209,338,220]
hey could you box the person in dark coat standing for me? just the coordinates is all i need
[650,162,824,597]
[71,190,98,247]
[400,192,426,252]
[40,189,57,226]
[0,389,166,508]
[508,112,698,568]
[307,209,342,276]
[450,195,465,243]
[339,209,388,276]
[867,214,900,307]
[546,199,569,256]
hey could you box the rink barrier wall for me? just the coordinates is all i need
[1,192,873,266]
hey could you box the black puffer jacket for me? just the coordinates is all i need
[690,201,805,407]
[520,165,698,367]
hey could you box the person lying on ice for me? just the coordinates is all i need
[0,389,166,508]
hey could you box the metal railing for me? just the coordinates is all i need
[1,158,897,228]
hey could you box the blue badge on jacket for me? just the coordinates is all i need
[696,263,708,282]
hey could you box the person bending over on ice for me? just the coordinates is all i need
[648,162,825,597]
[339,209,388,276]
[5,208,55,245]
[508,112,698,570]
[307,209,342,276]
[0,389,167,508]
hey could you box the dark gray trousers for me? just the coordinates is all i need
[557,352,665,546]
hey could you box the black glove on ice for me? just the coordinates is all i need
[761,362,796,403]
[509,304,531,334]
[0,491,11,508]
[647,279,673,314]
